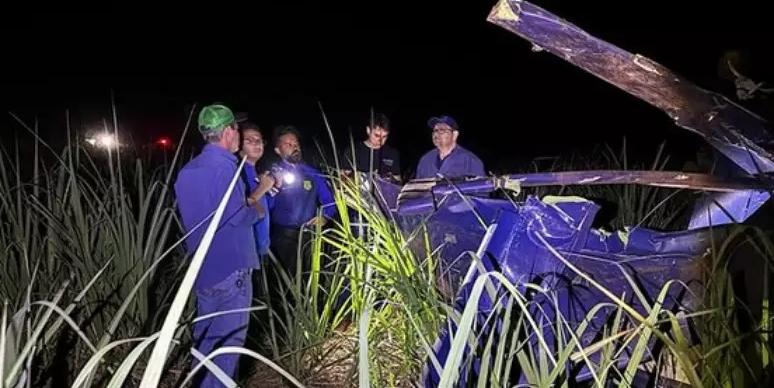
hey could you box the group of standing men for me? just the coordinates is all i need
[174,104,484,387]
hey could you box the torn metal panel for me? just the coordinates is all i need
[487,0,774,175]
[418,195,707,386]
[429,170,771,194]
[688,189,771,229]
[393,170,772,226]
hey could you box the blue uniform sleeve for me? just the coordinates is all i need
[243,164,272,221]
[415,153,432,179]
[214,167,259,227]
[243,163,258,191]
[469,154,486,177]
[265,190,276,210]
[310,167,336,219]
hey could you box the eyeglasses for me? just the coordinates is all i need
[244,138,264,145]
[432,128,453,135]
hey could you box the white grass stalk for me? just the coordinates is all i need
[1,301,7,387]
[4,282,69,388]
[189,348,237,388]
[358,303,371,388]
[183,346,305,388]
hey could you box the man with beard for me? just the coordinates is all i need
[268,125,335,279]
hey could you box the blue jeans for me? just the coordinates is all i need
[192,268,252,388]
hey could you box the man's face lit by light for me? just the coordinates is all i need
[366,125,389,148]
[275,133,302,163]
[432,123,457,149]
[241,129,264,162]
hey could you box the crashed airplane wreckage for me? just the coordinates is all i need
[362,0,774,386]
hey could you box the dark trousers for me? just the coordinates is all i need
[270,225,312,282]
[266,226,312,332]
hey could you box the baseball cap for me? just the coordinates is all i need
[198,104,236,135]
[427,115,459,131]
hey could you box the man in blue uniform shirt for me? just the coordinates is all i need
[415,115,486,179]
[239,122,273,261]
[269,125,335,278]
[174,104,274,387]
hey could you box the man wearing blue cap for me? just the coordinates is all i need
[174,104,274,387]
[415,115,485,179]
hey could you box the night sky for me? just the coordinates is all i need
[2,1,773,175]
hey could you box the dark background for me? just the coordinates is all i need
[2,1,773,174]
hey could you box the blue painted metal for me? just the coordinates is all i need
[689,190,771,229]
[393,170,773,228]
[397,191,709,385]
[486,0,774,175]
[368,1,774,384]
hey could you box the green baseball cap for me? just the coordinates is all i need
[198,104,236,135]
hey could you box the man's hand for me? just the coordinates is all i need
[272,172,284,189]
[257,172,276,193]
[304,216,328,228]
[247,173,276,215]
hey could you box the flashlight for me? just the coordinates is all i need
[282,171,296,184]
[271,165,298,187]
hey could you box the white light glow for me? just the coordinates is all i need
[283,172,296,185]
[86,133,119,149]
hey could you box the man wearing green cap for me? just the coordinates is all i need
[174,104,275,387]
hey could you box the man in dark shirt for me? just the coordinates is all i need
[344,112,401,182]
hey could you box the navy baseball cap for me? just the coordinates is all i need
[427,115,459,131]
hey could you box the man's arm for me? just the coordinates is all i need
[314,171,337,220]
[302,165,336,224]
[247,172,276,218]
[243,163,259,191]
[214,167,260,227]
[469,154,486,177]
[415,154,427,179]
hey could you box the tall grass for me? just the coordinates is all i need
[694,226,774,387]
[521,139,692,231]
[1,112,186,386]
[251,172,445,385]
[324,172,445,383]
